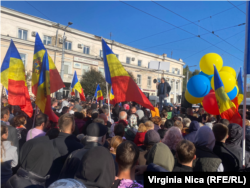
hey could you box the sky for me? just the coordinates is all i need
[1,1,246,73]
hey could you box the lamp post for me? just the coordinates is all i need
[186,65,197,86]
[60,22,73,95]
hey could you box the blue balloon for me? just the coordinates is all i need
[227,86,237,100]
[187,75,211,98]
[199,71,213,81]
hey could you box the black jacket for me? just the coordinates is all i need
[157,82,171,96]
[59,142,100,179]
[173,162,193,172]
[213,141,240,171]
[46,132,83,186]
[246,126,250,152]
[5,167,49,188]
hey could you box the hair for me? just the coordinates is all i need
[162,126,183,151]
[110,136,123,155]
[162,111,169,118]
[1,125,8,161]
[58,113,75,132]
[212,123,229,142]
[193,113,198,118]
[144,121,154,130]
[176,140,196,164]
[52,100,58,106]
[158,129,167,140]
[177,116,183,122]
[74,112,84,120]
[183,118,191,128]
[119,111,127,120]
[151,116,162,125]
[161,118,167,126]
[164,120,173,129]
[1,107,9,119]
[91,110,99,120]
[13,115,26,128]
[246,120,250,126]
[46,128,60,140]
[218,119,230,126]
[116,141,139,171]
[102,108,109,116]
[87,108,93,115]
[161,77,165,81]
[114,123,125,137]
[62,106,69,113]
[174,120,183,131]
[93,118,105,125]
[180,107,186,114]
[35,113,47,127]
[138,123,147,132]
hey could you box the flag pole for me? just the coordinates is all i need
[242,1,250,168]
[106,82,111,122]
[32,105,37,128]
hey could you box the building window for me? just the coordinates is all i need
[176,82,178,90]
[64,64,69,74]
[65,41,72,50]
[20,53,26,68]
[99,67,105,77]
[82,65,89,75]
[100,50,103,58]
[83,46,90,54]
[43,35,51,45]
[137,75,141,85]
[138,60,142,67]
[147,76,151,88]
[18,29,27,40]
[172,68,175,73]
[126,57,131,64]
[171,81,174,88]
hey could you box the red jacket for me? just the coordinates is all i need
[134,131,147,146]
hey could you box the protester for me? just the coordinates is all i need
[1,125,18,187]
[48,179,86,188]
[157,129,167,141]
[144,121,154,131]
[114,123,126,140]
[151,104,160,118]
[151,116,161,131]
[110,111,128,137]
[136,110,148,124]
[46,128,60,140]
[13,115,28,152]
[74,112,85,133]
[134,123,147,146]
[218,119,230,126]
[173,120,183,132]
[156,77,171,112]
[74,146,115,188]
[110,136,123,175]
[183,121,200,143]
[246,120,250,152]
[161,119,173,130]
[173,140,196,172]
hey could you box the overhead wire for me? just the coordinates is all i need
[227,0,246,15]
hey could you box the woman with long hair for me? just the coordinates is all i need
[109,136,123,176]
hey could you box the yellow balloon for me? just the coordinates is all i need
[236,85,239,95]
[185,89,204,104]
[200,53,223,75]
[220,66,236,78]
[211,71,236,92]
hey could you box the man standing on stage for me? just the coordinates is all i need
[156,77,171,112]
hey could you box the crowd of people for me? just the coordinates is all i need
[1,95,250,188]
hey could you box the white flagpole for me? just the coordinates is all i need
[242,1,250,168]
[106,82,111,122]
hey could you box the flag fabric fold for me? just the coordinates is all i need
[94,84,103,102]
[109,86,115,105]
[101,39,154,111]
[35,50,58,122]
[71,71,86,101]
[213,65,242,126]
[32,33,64,96]
[1,40,33,117]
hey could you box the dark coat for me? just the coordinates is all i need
[157,82,171,96]
[246,126,250,152]
[173,162,193,172]
[59,142,100,179]
[46,132,83,186]
[184,121,200,143]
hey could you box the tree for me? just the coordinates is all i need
[192,69,200,77]
[80,68,107,98]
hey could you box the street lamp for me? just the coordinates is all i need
[60,22,73,95]
[186,65,197,86]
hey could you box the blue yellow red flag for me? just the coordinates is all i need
[1,40,33,117]
[35,50,59,122]
[214,65,242,126]
[71,71,86,101]
[109,86,115,105]
[94,84,103,102]
[32,33,64,96]
[101,39,154,111]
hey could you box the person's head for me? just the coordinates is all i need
[193,113,198,118]
[91,110,99,120]
[1,107,10,122]
[101,108,109,116]
[186,108,193,116]
[144,130,161,149]
[162,126,183,152]
[131,107,137,114]
[46,128,60,140]
[13,115,26,128]
[246,120,250,126]
[116,141,139,172]
[52,100,58,107]
[93,118,105,125]
[213,123,228,143]
[151,116,162,126]
[158,129,167,140]
[114,123,125,137]
[74,112,84,120]
[163,119,173,129]
[136,110,144,120]
[1,125,8,141]
[161,77,165,83]
[62,106,69,114]
[174,120,183,131]
[58,113,75,134]
[162,111,168,118]
[180,107,186,115]
[85,122,108,145]
[110,136,123,155]
[226,123,242,146]
[218,119,230,126]
[35,113,48,130]
[86,108,93,118]
[138,123,147,132]
[194,126,215,151]
[119,111,127,120]
[176,140,196,165]
[98,113,108,125]
[183,118,191,128]
[144,121,154,131]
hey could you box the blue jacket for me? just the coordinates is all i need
[184,121,200,143]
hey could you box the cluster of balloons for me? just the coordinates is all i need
[185,53,238,115]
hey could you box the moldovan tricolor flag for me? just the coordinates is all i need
[109,86,115,105]
[95,84,103,102]
[1,40,33,117]
[32,33,64,96]
[214,65,242,126]
[101,39,154,111]
[71,71,86,101]
[35,50,59,122]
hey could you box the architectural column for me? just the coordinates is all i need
[173,79,176,104]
